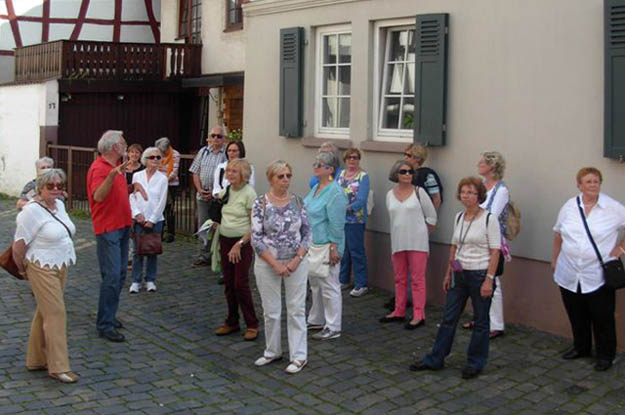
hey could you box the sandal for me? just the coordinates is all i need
[462,321,474,330]
[49,371,79,384]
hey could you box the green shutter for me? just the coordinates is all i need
[413,14,449,146]
[605,0,625,159]
[279,27,304,138]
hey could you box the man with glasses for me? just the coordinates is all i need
[189,125,228,267]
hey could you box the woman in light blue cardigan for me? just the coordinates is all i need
[304,151,348,341]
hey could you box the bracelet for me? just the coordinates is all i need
[298,254,305,260]
[330,245,336,251]
[238,239,245,246]
[486,274,495,281]
[620,246,625,255]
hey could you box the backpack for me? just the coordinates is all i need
[486,181,521,241]
[413,167,444,204]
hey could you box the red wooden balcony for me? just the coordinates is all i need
[14,40,201,82]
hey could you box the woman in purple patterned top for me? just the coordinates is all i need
[251,160,312,374]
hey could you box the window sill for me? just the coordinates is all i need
[224,23,243,33]
[301,137,353,149]
[359,140,408,154]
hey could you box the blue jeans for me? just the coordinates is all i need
[339,223,368,289]
[131,221,164,284]
[422,270,493,371]
[95,227,130,333]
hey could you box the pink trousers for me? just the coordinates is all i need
[391,250,428,320]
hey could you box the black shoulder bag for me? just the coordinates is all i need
[576,196,625,289]
[208,186,231,224]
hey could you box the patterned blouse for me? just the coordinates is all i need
[251,194,312,260]
[337,169,370,224]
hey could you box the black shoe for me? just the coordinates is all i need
[98,329,125,342]
[461,366,481,379]
[164,235,175,243]
[404,320,425,330]
[192,259,210,268]
[379,315,405,323]
[594,359,613,371]
[562,348,591,360]
[409,361,435,372]
[114,319,124,329]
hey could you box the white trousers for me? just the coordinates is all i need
[489,276,505,331]
[307,263,342,332]
[254,256,308,362]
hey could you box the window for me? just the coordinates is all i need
[315,26,352,138]
[178,0,201,43]
[225,0,245,31]
[374,20,416,141]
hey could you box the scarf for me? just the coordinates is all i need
[161,147,174,176]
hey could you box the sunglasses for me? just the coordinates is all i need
[404,153,416,159]
[210,134,224,139]
[45,183,64,190]
[345,156,360,161]
[277,173,293,180]
[312,162,331,169]
[398,169,414,175]
[147,155,162,160]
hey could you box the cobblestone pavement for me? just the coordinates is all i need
[1,199,625,414]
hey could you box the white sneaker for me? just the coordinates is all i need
[285,360,307,374]
[254,355,282,367]
[129,283,140,294]
[146,282,157,292]
[350,287,369,297]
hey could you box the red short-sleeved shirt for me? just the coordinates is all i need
[87,156,132,235]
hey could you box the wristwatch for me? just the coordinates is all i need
[486,274,495,281]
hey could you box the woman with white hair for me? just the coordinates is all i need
[309,142,343,189]
[17,157,55,210]
[128,147,168,293]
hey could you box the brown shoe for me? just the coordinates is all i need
[49,371,79,384]
[243,328,259,341]
[215,324,240,336]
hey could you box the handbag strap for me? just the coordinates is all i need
[576,196,604,266]
[36,202,72,239]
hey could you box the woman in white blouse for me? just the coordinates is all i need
[128,147,168,293]
[12,169,78,383]
[381,160,437,329]
[411,177,500,380]
[552,167,625,372]
[212,140,255,196]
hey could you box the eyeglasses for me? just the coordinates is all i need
[277,173,292,180]
[345,156,360,161]
[45,183,64,190]
[398,169,414,175]
[312,162,331,169]
[147,155,162,160]
[404,153,416,159]
[210,134,224,139]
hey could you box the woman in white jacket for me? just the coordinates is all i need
[129,147,168,293]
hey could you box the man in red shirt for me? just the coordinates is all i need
[87,130,133,342]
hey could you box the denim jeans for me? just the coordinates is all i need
[339,223,368,289]
[422,270,493,371]
[131,221,164,284]
[95,227,130,333]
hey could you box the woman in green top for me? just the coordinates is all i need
[214,158,259,341]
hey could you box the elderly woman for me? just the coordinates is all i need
[304,152,348,341]
[309,142,343,189]
[128,147,168,293]
[155,137,180,243]
[403,143,442,209]
[215,158,259,341]
[13,169,78,383]
[252,160,311,374]
[411,177,500,380]
[552,167,625,372]
[213,140,256,195]
[17,157,57,210]
[462,152,509,339]
[337,148,370,297]
[381,160,437,329]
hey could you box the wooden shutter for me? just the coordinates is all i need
[605,0,625,159]
[279,27,304,138]
[413,14,449,146]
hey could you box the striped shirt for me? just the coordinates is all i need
[188,145,227,198]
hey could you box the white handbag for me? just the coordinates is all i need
[307,243,331,278]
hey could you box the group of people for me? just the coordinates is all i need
[10,126,625,384]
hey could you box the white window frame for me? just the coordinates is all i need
[373,18,416,142]
[314,24,352,139]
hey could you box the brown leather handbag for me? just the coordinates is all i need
[0,245,24,280]
[135,232,163,256]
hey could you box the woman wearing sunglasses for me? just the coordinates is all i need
[251,160,311,373]
[381,160,437,329]
[13,169,78,383]
[128,147,168,293]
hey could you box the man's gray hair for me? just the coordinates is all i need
[141,147,162,166]
[97,130,124,154]
[36,168,67,193]
[155,137,171,152]
[210,125,228,136]
[35,157,54,169]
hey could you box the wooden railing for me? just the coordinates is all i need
[15,40,201,82]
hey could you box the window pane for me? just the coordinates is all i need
[338,98,350,128]
[401,97,414,129]
[382,97,401,129]
[322,98,337,128]
[404,62,415,94]
[407,30,416,62]
[386,63,404,94]
[338,66,350,95]
[389,30,409,61]
[323,67,337,95]
[339,34,351,63]
[324,35,337,64]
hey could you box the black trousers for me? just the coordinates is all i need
[560,283,616,361]
[164,186,180,237]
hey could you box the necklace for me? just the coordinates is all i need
[269,191,289,201]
